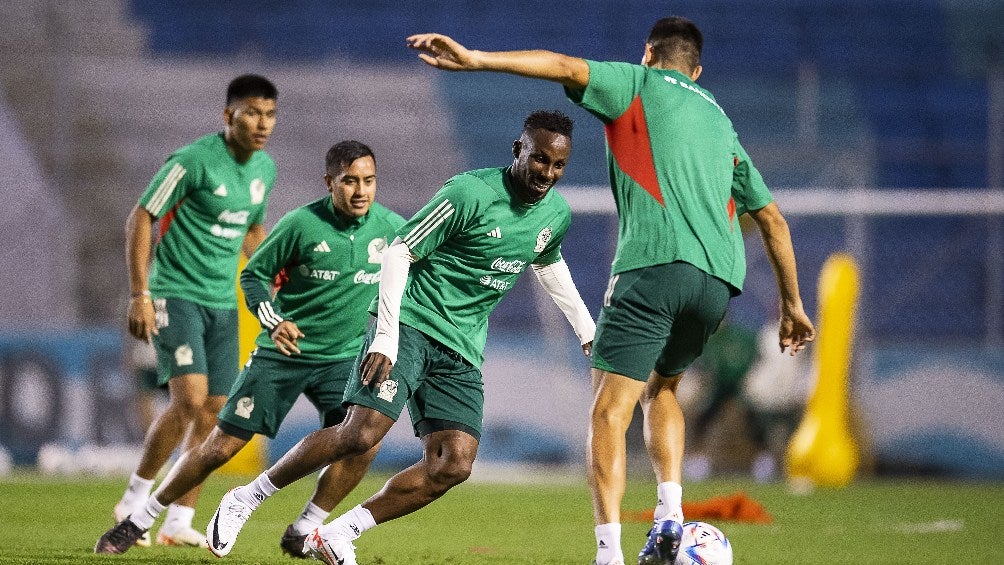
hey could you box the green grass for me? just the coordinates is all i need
[0,472,1002,564]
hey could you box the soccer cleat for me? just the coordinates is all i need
[206,488,255,557]
[113,501,151,547]
[95,518,149,554]
[305,528,358,565]
[637,519,683,565]
[279,524,309,559]
[157,523,210,548]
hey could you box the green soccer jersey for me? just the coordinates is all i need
[566,60,774,293]
[385,167,570,368]
[241,197,405,362]
[139,133,276,308]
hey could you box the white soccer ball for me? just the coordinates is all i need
[674,521,733,565]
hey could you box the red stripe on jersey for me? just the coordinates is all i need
[604,95,664,206]
[727,197,736,230]
[272,267,289,296]
[156,201,182,242]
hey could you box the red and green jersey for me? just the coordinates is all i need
[387,167,570,368]
[566,61,774,293]
[241,198,405,362]
[138,133,276,308]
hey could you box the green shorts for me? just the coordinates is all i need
[136,367,162,392]
[151,297,239,396]
[592,261,731,381]
[343,323,484,441]
[218,349,354,440]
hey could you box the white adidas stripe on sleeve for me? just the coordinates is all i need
[146,163,187,215]
[403,199,454,248]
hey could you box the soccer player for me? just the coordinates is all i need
[110,74,278,548]
[95,140,405,556]
[204,110,595,564]
[407,18,816,565]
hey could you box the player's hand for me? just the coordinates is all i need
[779,308,816,356]
[581,340,593,357]
[406,33,477,71]
[360,352,393,387]
[127,296,157,343]
[270,321,304,356]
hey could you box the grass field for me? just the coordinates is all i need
[1,471,1002,564]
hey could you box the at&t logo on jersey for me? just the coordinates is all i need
[479,275,510,291]
[534,226,553,253]
[491,257,526,274]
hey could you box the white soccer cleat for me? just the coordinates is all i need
[206,488,255,557]
[157,522,210,548]
[305,528,358,565]
[113,501,151,547]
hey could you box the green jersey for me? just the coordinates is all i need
[387,167,570,368]
[139,133,276,308]
[241,197,405,362]
[566,60,774,293]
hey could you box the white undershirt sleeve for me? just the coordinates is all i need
[367,238,416,365]
[531,259,596,345]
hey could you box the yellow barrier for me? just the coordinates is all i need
[785,252,860,488]
[218,255,267,475]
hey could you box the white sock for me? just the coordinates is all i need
[120,473,155,510]
[163,504,196,529]
[130,496,166,530]
[594,522,623,565]
[654,481,684,523]
[234,472,280,509]
[319,505,376,540]
[292,501,331,535]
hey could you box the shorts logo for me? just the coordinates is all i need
[377,380,398,402]
[154,298,169,328]
[174,344,193,366]
[534,226,553,253]
[367,237,388,264]
[235,396,254,419]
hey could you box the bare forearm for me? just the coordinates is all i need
[125,205,153,294]
[470,49,590,88]
[753,204,803,309]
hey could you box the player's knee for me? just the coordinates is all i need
[426,449,474,490]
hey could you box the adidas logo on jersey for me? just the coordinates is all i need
[214,184,228,196]
[313,240,331,252]
[487,227,502,239]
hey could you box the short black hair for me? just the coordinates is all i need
[523,110,574,138]
[226,74,278,105]
[325,140,375,176]
[647,16,703,71]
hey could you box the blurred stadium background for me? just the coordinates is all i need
[0,0,1001,484]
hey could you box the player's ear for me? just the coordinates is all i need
[323,174,334,192]
[223,105,234,126]
[691,65,703,81]
[512,139,522,159]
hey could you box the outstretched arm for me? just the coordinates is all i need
[748,202,816,355]
[407,33,590,89]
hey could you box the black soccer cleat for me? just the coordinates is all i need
[637,519,683,565]
[94,518,149,554]
[280,524,310,559]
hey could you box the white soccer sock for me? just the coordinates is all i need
[163,504,196,529]
[292,501,331,535]
[594,522,623,565]
[120,473,155,509]
[130,496,166,530]
[319,505,376,541]
[654,481,684,523]
[234,472,280,509]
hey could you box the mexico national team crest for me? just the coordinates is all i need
[249,178,266,204]
[534,226,553,253]
[377,379,398,402]
[368,237,388,264]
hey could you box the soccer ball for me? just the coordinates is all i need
[674,521,733,565]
